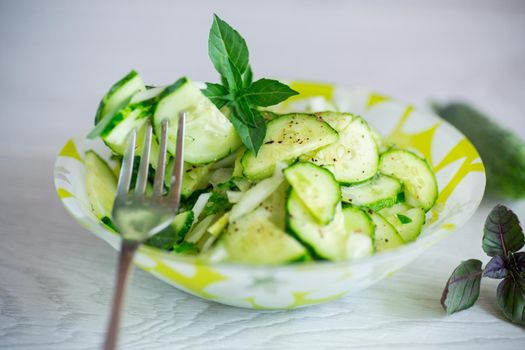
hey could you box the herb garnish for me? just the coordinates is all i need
[441,204,525,326]
[202,14,299,155]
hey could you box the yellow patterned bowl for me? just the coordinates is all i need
[54,81,485,309]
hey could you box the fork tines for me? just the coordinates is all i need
[115,113,186,207]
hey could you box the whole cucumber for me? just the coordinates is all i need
[434,102,525,199]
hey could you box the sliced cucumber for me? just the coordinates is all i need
[306,115,378,184]
[166,161,212,199]
[342,205,375,238]
[85,151,117,219]
[101,106,150,154]
[379,149,438,211]
[94,70,146,124]
[145,211,195,250]
[88,71,146,139]
[342,205,375,259]
[379,203,426,242]
[153,77,242,164]
[221,208,307,265]
[100,87,161,168]
[287,190,347,261]
[259,182,288,229]
[341,174,403,211]
[241,113,339,180]
[284,161,340,224]
[370,212,404,252]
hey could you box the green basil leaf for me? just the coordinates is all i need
[441,259,483,314]
[497,275,525,326]
[223,58,244,93]
[243,65,253,88]
[208,14,249,86]
[483,255,508,279]
[397,214,412,224]
[244,78,299,107]
[230,99,266,154]
[202,82,230,109]
[483,204,524,257]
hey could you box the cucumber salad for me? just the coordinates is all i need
[84,15,438,265]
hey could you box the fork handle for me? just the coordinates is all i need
[103,241,139,350]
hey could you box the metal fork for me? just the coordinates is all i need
[103,113,186,350]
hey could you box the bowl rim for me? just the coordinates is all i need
[54,82,486,272]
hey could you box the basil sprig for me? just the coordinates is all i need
[203,14,298,155]
[441,204,525,326]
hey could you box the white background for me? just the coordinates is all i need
[1,1,524,349]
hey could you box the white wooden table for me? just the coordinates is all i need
[1,1,524,349]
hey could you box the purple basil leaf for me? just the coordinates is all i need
[441,259,483,314]
[483,255,508,279]
[482,205,524,257]
[497,275,525,326]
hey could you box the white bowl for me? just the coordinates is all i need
[54,81,485,309]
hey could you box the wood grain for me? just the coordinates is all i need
[1,0,525,349]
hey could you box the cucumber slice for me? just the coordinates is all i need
[166,161,212,199]
[341,174,403,211]
[145,211,195,250]
[241,113,339,180]
[259,182,288,229]
[379,149,438,211]
[101,106,150,154]
[153,77,242,165]
[370,212,404,252]
[85,151,117,219]
[379,203,426,242]
[342,206,375,259]
[287,190,347,261]
[221,208,307,265]
[100,87,162,168]
[94,70,146,124]
[88,71,146,140]
[284,161,340,224]
[307,115,379,184]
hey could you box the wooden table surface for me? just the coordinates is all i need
[1,1,524,349]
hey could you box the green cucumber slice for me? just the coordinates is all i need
[145,211,195,250]
[88,70,146,138]
[284,161,340,225]
[287,190,347,261]
[379,149,438,211]
[307,114,379,184]
[85,151,117,219]
[341,174,403,211]
[221,208,307,265]
[342,205,375,259]
[370,212,404,252]
[379,203,426,242]
[241,113,339,180]
[94,70,146,124]
[153,77,242,165]
[166,161,212,199]
[259,182,288,229]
